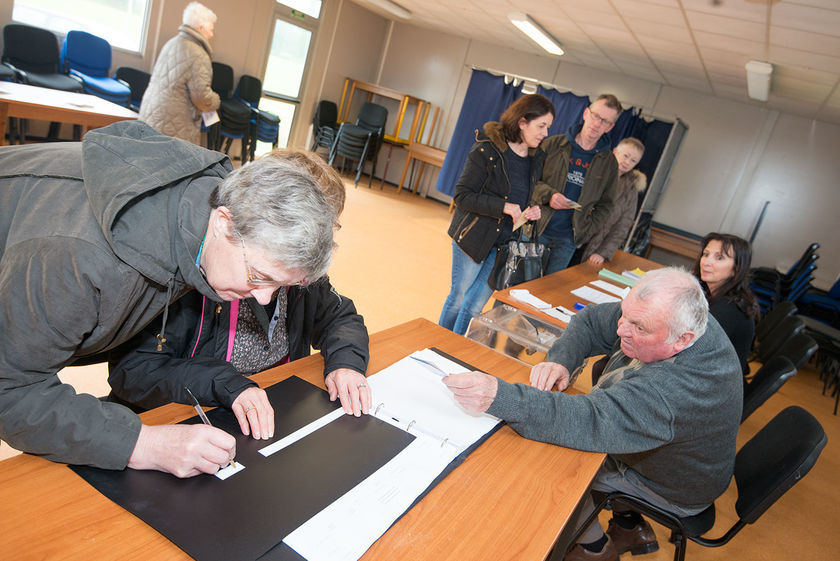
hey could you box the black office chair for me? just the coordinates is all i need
[755,301,798,343]
[235,74,280,160]
[209,61,252,162]
[2,23,84,142]
[311,99,338,153]
[114,66,151,112]
[564,406,827,561]
[755,315,805,363]
[741,356,797,422]
[767,331,818,371]
[329,102,387,187]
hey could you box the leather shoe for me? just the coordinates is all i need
[606,518,659,555]
[564,535,619,561]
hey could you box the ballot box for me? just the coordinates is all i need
[465,304,564,366]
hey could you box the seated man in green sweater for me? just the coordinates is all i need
[444,267,742,561]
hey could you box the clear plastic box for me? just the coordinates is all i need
[465,303,564,366]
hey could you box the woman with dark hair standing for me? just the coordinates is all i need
[692,233,761,376]
[439,94,555,335]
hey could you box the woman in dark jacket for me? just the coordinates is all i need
[108,279,370,438]
[692,233,760,376]
[439,94,555,335]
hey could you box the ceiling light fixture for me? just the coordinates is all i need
[508,12,564,56]
[745,60,773,102]
[367,0,411,20]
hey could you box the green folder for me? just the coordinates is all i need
[598,268,637,287]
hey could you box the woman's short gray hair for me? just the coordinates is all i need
[633,267,708,342]
[209,149,344,282]
[183,2,217,29]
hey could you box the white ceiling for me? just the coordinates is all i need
[351,0,840,125]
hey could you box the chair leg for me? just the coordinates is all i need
[223,137,233,155]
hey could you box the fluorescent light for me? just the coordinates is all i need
[367,0,411,20]
[508,12,564,56]
[745,60,773,102]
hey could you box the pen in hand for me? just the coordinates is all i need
[184,387,236,469]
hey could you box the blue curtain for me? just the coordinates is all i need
[434,71,521,197]
[536,86,589,137]
[436,71,675,202]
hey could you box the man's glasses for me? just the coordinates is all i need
[588,108,616,127]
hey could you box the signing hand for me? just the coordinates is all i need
[442,371,498,413]
[232,386,274,440]
[549,193,573,210]
[587,253,605,265]
[530,361,572,391]
[127,424,237,478]
[325,368,371,416]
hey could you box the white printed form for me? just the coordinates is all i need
[571,285,622,305]
[590,279,631,299]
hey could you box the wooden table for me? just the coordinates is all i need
[0,318,604,560]
[0,81,137,145]
[494,251,662,327]
[395,140,446,195]
[646,225,702,261]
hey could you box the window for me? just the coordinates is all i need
[12,0,151,52]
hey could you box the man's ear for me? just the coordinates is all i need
[673,331,695,353]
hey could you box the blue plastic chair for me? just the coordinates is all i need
[235,74,280,160]
[60,30,130,107]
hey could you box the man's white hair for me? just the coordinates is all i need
[631,267,708,342]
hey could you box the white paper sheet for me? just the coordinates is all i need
[283,436,458,561]
[258,408,345,457]
[215,461,245,480]
[542,307,572,323]
[590,279,631,299]
[509,288,552,309]
[571,285,622,305]
[282,350,501,561]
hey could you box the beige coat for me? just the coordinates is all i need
[139,25,220,145]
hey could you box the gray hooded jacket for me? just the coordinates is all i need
[0,120,231,468]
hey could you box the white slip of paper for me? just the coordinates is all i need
[283,435,459,561]
[509,288,552,309]
[571,285,621,305]
[542,308,572,323]
[258,408,345,457]
[215,461,246,480]
[590,279,631,299]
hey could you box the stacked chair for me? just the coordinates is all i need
[311,100,338,153]
[2,23,84,143]
[750,243,819,313]
[208,61,252,162]
[797,276,840,329]
[114,66,151,112]
[60,30,130,107]
[561,406,827,561]
[329,102,388,187]
[235,74,280,161]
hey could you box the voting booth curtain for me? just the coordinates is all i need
[435,70,674,206]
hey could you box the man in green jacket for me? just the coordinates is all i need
[444,268,742,561]
[531,94,621,274]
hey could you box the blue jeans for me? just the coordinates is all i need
[540,233,577,275]
[439,241,497,335]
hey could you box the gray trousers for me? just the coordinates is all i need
[575,456,708,543]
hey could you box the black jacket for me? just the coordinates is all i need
[107,279,369,410]
[447,122,547,263]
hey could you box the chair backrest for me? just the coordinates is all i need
[755,301,797,342]
[733,406,826,523]
[757,315,805,362]
[2,23,61,74]
[114,66,150,105]
[741,356,797,422]
[61,30,111,77]
[356,102,388,133]
[313,100,338,129]
[235,74,262,107]
[211,61,234,99]
[784,243,820,276]
[769,332,818,370]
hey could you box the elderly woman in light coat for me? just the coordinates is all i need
[139,2,220,144]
